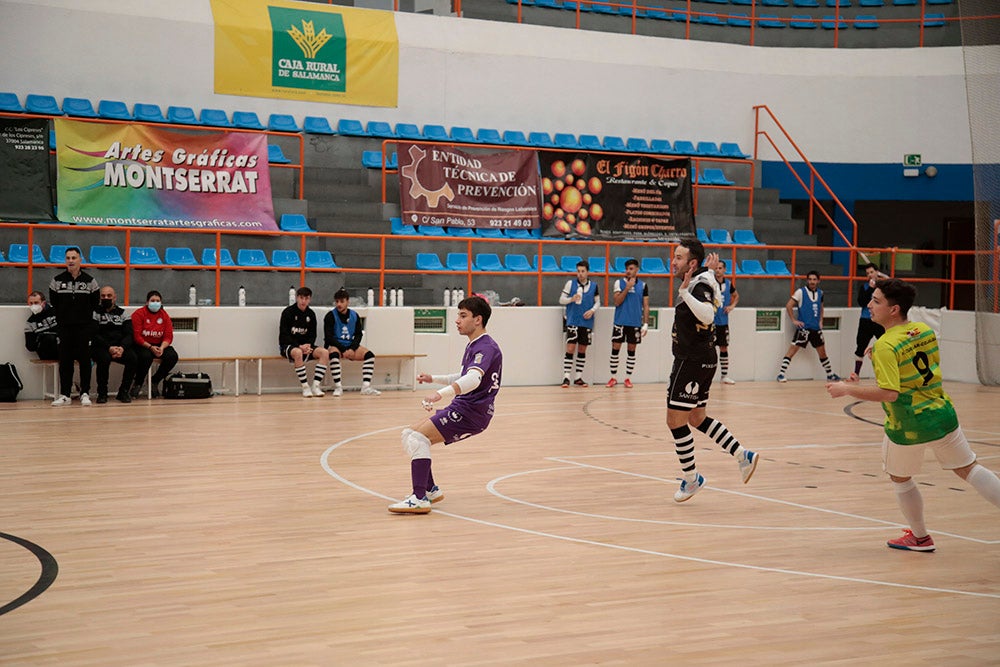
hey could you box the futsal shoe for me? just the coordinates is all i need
[574,378,588,387]
[722,376,736,385]
[80,393,92,406]
[302,385,313,398]
[360,386,382,396]
[776,374,787,383]
[332,384,343,397]
[826,373,841,381]
[310,381,325,397]
[673,474,706,503]
[623,378,633,388]
[388,494,431,514]
[561,378,570,388]
[97,393,108,404]
[426,485,445,504]
[606,378,617,388]
[887,529,935,552]
[115,390,132,404]
[739,450,759,484]
[51,394,71,407]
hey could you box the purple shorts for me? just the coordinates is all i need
[430,404,492,444]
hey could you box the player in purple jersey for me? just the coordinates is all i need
[389,296,503,514]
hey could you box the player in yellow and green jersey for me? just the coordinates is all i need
[826,278,1000,552]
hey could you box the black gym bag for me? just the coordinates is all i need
[162,372,213,399]
[0,362,23,402]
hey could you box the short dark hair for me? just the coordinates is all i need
[145,290,162,301]
[717,259,727,270]
[863,262,878,272]
[458,295,491,327]
[679,238,705,266]
[576,260,588,270]
[807,270,820,279]
[625,258,639,269]
[28,290,45,301]
[65,246,82,257]
[334,287,351,301]
[297,286,312,298]
[875,278,917,317]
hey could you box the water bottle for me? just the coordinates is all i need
[451,288,459,307]
[457,288,465,303]
[188,284,197,306]
[443,287,451,306]
[397,288,404,306]
[238,285,246,307]
[382,288,387,306]
[389,288,397,307]
[288,285,296,305]
[367,288,375,307]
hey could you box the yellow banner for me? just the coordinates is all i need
[211,0,398,107]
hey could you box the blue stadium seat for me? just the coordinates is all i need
[533,255,560,272]
[422,124,449,141]
[447,226,476,237]
[502,130,529,146]
[646,7,671,19]
[554,133,578,149]
[418,225,447,236]
[563,1,592,12]
[415,253,446,271]
[505,228,538,239]
[699,13,727,26]
[733,229,763,245]
[612,257,632,273]
[129,247,163,266]
[821,15,847,29]
[587,256,607,273]
[696,228,710,243]
[701,168,735,186]
[167,106,198,124]
[268,114,301,132]
[719,142,750,159]
[765,259,792,275]
[825,0,850,5]
[361,150,384,169]
[578,134,602,150]
[0,248,5,262]
[232,111,265,130]
[728,12,753,27]
[395,123,422,140]
[592,1,617,13]
[303,116,335,134]
[560,255,584,273]
[505,0,536,5]
[626,138,650,153]
[925,0,952,4]
[922,13,945,27]
[133,103,166,123]
[758,14,786,27]
[476,128,503,144]
[640,257,669,274]
[279,214,312,232]
[528,132,555,148]
[25,94,61,115]
[504,254,533,271]
[892,0,917,4]
[602,136,627,152]
[450,126,477,143]
[740,259,766,275]
[49,245,85,264]
[855,15,879,29]
[89,245,125,265]
[762,0,790,5]
[649,139,673,154]
[49,129,55,149]
[305,251,339,269]
[271,250,302,268]
[673,140,697,155]
[236,249,268,267]
[199,108,233,127]
[62,97,97,117]
[0,92,23,112]
[476,228,505,238]
[337,118,367,136]
[695,141,723,157]
[390,217,419,235]
[445,252,470,271]
[201,248,235,266]
[534,0,562,7]
[164,247,198,266]
[858,0,883,6]
[8,244,46,264]
[790,15,818,28]
[366,121,396,137]
[794,0,819,5]
[709,229,733,244]
[268,144,291,164]
[474,253,505,271]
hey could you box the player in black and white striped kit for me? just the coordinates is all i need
[278,286,329,398]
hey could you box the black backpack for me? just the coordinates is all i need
[0,363,23,402]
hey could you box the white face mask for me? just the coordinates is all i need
[147,301,162,313]
[29,303,43,315]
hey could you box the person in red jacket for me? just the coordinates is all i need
[130,290,179,398]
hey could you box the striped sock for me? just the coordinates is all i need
[330,356,342,385]
[610,349,620,377]
[625,350,636,377]
[563,353,574,380]
[779,356,791,375]
[719,351,729,377]
[575,352,586,378]
[295,364,308,385]
[313,364,327,384]
[362,353,375,385]
[820,356,833,376]
[696,417,742,456]
[671,425,698,478]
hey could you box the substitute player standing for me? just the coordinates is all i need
[826,278,1000,551]
[559,260,599,387]
[713,259,739,385]
[668,240,759,502]
[607,258,648,388]
[389,296,502,514]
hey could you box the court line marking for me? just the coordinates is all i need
[320,427,1000,601]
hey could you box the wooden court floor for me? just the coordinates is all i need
[1,380,998,666]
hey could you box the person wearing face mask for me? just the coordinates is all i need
[48,247,100,407]
[92,285,137,404]
[130,290,179,399]
[24,291,60,360]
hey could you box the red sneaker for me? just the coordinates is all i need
[624,378,633,388]
[887,529,935,552]
[606,378,617,388]
[561,378,570,388]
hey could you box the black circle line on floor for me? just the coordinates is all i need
[0,531,59,616]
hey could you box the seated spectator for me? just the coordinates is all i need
[279,286,329,398]
[131,290,179,398]
[324,287,381,396]
[24,290,59,360]
[92,285,137,404]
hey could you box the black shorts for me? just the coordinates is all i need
[667,356,717,411]
[792,328,825,349]
[713,324,730,348]
[328,343,352,357]
[612,324,642,346]
[565,325,593,347]
[281,345,321,362]
[855,318,885,357]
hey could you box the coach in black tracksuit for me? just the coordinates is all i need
[92,285,137,403]
[48,246,100,403]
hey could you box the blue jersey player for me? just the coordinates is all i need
[712,260,739,385]
[389,296,503,514]
[777,271,839,382]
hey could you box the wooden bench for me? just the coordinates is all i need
[244,353,427,395]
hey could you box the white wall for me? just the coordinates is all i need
[0,0,973,164]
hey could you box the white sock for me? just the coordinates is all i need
[966,464,1000,509]
[893,479,927,537]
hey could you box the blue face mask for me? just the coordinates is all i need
[147,301,162,313]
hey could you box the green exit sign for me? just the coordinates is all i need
[904,154,922,166]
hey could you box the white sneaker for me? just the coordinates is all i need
[721,376,736,385]
[311,381,325,397]
[51,394,71,407]
[360,385,381,396]
[302,385,313,398]
[388,493,431,514]
[332,384,343,397]
[738,450,759,484]
[673,473,706,503]
[426,485,445,504]
[79,393,92,406]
